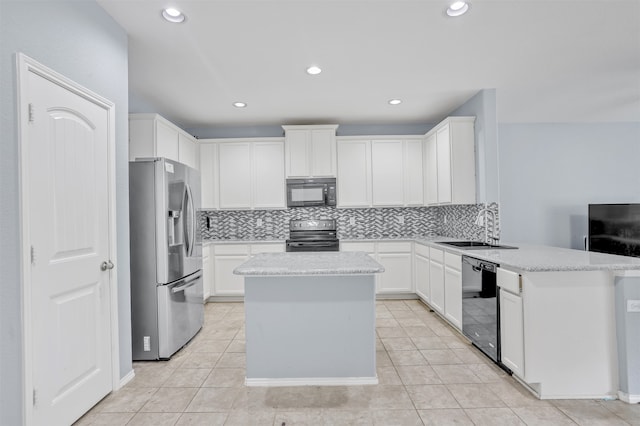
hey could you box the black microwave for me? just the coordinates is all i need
[286,178,337,207]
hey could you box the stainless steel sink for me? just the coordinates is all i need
[435,241,518,250]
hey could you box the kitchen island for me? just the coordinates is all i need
[234,251,384,386]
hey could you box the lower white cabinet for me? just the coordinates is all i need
[340,241,413,295]
[414,243,430,302]
[443,252,462,330]
[498,268,525,378]
[429,248,445,315]
[211,242,285,297]
[202,244,213,301]
[377,242,413,294]
[213,244,250,296]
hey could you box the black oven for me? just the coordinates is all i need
[286,219,339,252]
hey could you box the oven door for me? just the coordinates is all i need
[287,183,326,207]
[286,240,339,252]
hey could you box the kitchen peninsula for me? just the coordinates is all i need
[234,251,384,386]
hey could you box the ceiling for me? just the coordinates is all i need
[97,0,640,130]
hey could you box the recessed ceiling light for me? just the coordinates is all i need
[388,99,402,105]
[162,7,186,23]
[446,1,469,17]
[306,66,322,75]
[233,102,247,108]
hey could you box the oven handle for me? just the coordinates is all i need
[287,242,338,247]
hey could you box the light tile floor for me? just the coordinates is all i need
[76,300,639,425]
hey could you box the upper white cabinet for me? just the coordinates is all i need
[423,116,476,205]
[283,124,338,178]
[200,138,285,210]
[337,136,423,208]
[129,113,199,170]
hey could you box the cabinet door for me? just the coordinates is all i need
[252,141,285,209]
[337,140,371,207]
[285,129,310,177]
[500,288,525,378]
[178,133,198,170]
[202,245,212,301]
[213,255,248,296]
[424,134,438,205]
[414,253,430,302]
[155,119,179,161]
[444,265,462,330]
[404,140,424,206]
[429,259,445,314]
[377,252,413,294]
[436,125,452,204]
[371,140,404,206]
[218,143,251,209]
[199,143,218,209]
[310,128,336,177]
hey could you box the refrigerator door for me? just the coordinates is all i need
[157,159,202,284]
[157,271,204,359]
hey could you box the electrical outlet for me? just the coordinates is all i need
[257,218,263,227]
[349,217,356,225]
[397,215,404,224]
[143,336,151,351]
[628,300,640,313]
[443,215,447,224]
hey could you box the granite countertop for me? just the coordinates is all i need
[414,237,640,272]
[233,252,385,276]
[203,239,286,245]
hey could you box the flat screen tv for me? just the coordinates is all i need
[588,203,640,258]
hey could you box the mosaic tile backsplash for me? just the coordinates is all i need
[200,203,499,242]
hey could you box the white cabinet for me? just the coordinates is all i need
[429,248,445,315]
[219,142,252,209]
[443,252,462,330]
[202,244,213,301]
[340,241,412,295]
[423,116,475,205]
[199,143,219,209]
[211,243,285,297]
[337,137,423,208]
[129,113,199,170]
[252,141,286,208]
[371,140,404,206]
[377,242,413,294]
[497,268,525,378]
[337,140,371,207]
[200,138,285,210]
[283,125,338,178]
[414,243,430,302]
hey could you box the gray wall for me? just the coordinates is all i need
[448,89,499,204]
[0,1,131,424]
[185,123,435,139]
[497,122,640,248]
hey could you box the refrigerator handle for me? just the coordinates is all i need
[184,183,196,257]
[171,273,201,293]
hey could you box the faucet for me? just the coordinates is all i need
[475,205,499,245]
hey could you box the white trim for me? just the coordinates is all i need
[119,370,136,388]
[245,376,379,387]
[17,53,120,424]
[618,391,640,404]
[613,270,640,278]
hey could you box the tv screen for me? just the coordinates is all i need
[589,204,640,258]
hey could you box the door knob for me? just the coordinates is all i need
[101,260,115,271]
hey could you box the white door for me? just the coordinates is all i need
[25,63,113,425]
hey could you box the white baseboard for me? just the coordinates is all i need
[245,376,378,387]
[618,391,640,404]
[118,369,135,389]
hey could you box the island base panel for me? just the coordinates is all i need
[244,275,376,384]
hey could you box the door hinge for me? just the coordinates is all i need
[33,389,37,406]
[28,103,35,122]
[30,245,36,265]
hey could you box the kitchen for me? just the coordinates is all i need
[2,1,640,425]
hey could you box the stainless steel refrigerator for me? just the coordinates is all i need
[129,158,203,360]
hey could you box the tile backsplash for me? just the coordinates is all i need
[200,203,499,242]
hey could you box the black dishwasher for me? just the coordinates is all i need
[461,256,508,371]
